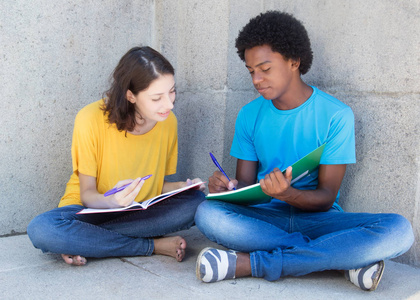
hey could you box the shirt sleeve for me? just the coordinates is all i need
[71,107,99,177]
[320,106,356,165]
[230,108,259,161]
[165,114,178,175]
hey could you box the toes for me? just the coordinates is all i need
[74,256,87,266]
[177,246,186,262]
[61,254,86,266]
[179,238,187,250]
[177,250,185,262]
[61,254,74,265]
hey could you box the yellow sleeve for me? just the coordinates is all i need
[71,102,101,178]
[165,114,178,176]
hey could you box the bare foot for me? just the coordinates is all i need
[153,236,187,262]
[61,254,87,266]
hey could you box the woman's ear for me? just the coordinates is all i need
[126,90,136,103]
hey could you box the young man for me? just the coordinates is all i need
[194,11,414,291]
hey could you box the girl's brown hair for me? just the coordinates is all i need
[102,46,175,132]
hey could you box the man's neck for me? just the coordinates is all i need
[272,80,313,110]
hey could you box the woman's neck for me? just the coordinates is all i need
[129,119,157,135]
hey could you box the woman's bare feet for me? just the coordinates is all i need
[61,254,87,266]
[153,236,187,262]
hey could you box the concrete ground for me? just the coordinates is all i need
[1,226,419,300]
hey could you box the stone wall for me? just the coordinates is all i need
[1,0,418,266]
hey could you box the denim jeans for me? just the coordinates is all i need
[194,199,414,281]
[27,189,205,258]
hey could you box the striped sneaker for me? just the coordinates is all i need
[345,261,385,291]
[196,247,237,283]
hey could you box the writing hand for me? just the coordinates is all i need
[208,171,238,193]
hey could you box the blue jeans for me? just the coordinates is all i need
[194,199,414,281]
[27,189,205,258]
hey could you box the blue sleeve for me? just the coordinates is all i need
[320,106,356,165]
[230,108,259,161]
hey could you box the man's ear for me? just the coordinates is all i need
[126,90,136,103]
[291,58,301,71]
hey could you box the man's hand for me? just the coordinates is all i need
[259,164,347,212]
[208,171,238,193]
[260,166,293,199]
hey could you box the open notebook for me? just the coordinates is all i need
[206,144,326,205]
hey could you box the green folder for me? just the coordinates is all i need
[206,144,326,205]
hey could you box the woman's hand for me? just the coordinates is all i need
[185,178,206,192]
[107,177,145,207]
[79,173,145,209]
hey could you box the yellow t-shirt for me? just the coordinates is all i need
[58,100,178,207]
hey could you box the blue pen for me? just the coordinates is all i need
[104,174,152,197]
[209,152,236,190]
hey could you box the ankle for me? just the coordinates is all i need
[235,252,252,278]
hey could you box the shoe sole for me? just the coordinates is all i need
[370,260,385,291]
[196,247,212,281]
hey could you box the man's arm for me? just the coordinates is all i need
[235,159,259,188]
[260,164,347,212]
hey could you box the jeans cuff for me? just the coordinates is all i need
[146,238,154,256]
[250,249,283,281]
[250,251,261,278]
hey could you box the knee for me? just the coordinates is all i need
[27,214,50,249]
[389,214,414,251]
[375,213,415,258]
[27,209,66,251]
[194,200,217,230]
[177,189,206,219]
[194,201,221,242]
[190,189,206,205]
[179,189,206,209]
[194,200,232,238]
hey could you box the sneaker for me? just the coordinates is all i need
[196,247,237,283]
[345,261,385,291]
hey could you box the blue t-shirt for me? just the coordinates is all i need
[230,86,355,203]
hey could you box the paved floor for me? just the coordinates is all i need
[1,226,419,300]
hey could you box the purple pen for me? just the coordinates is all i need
[209,152,236,190]
[104,174,152,197]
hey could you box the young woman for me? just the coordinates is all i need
[27,46,206,265]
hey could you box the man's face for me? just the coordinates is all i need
[244,45,297,104]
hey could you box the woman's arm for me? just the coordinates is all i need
[162,181,185,194]
[79,172,144,209]
[162,178,205,194]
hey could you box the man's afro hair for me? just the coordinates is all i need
[235,11,313,75]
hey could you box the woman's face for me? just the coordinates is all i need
[130,74,176,123]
